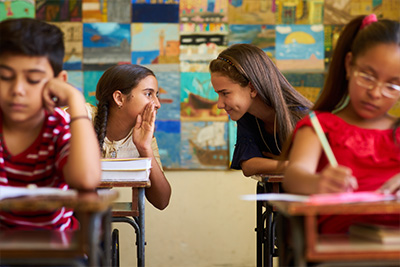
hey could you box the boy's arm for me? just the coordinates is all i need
[43,76,101,190]
[240,157,288,177]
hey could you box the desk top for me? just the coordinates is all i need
[99,180,150,188]
[0,189,118,212]
[269,199,400,216]
[251,174,284,183]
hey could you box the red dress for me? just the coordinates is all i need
[293,112,400,234]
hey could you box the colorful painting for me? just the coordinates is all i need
[83,23,131,71]
[181,72,228,121]
[275,0,324,25]
[154,120,181,169]
[50,22,83,70]
[228,119,237,165]
[181,121,229,169]
[153,71,181,121]
[275,24,324,71]
[0,0,34,20]
[180,22,228,72]
[180,0,227,23]
[131,23,180,68]
[83,70,104,105]
[67,71,83,94]
[228,0,276,25]
[324,24,344,69]
[36,0,81,21]
[229,24,275,59]
[82,0,107,22]
[132,0,179,23]
[107,0,131,22]
[389,100,400,117]
[283,72,325,103]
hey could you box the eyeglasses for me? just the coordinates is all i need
[353,70,400,99]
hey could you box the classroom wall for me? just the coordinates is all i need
[113,170,257,267]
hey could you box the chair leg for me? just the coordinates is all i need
[111,228,120,267]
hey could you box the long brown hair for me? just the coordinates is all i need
[209,43,312,149]
[94,64,155,152]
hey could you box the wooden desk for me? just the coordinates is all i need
[99,180,150,267]
[270,199,400,266]
[251,174,284,267]
[0,189,118,266]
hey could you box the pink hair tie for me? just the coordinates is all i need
[360,14,377,30]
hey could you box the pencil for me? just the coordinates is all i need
[309,111,338,167]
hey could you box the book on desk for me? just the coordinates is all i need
[349,222,400,245]
[101,157,151,182]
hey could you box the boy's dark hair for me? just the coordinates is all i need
[94,64,155,152]
[0,18,65,76]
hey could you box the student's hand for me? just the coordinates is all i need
[318,165,358,193]
[132,101,156,156]
[42,78,79,114]
[377,174,400,197]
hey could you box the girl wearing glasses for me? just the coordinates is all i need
[283,14,400,234]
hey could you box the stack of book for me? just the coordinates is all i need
[349,222,400,245]
[101,157,152,182]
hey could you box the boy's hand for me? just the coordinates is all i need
[132,101,156,156]
[42,78,78,114]
[318,165,358,193]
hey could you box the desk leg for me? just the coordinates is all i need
[256,182,264,267]
[137,187,145,267]
[290,216,306,267]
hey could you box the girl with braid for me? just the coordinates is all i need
[87,64,171,210]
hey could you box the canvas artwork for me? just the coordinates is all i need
[275,24,324,71]
[389,101,400,117]
[229,24,275,59]
[83,22,131,71]
[181,121,229,169]
[50,22,83,70]
[324,24,344,69]
[83,70,104,105]
[228,119,237,165]
[82,0,107,22]
[131,23,180,71]
[275,0,324,25]
[153,71,181,121]
[36,0,81,21]
[180,0,227,23]
[228,0,276,25]
[181,72,227,122]
[283,72,324,103]
[0,0,34,20]
[131,0,179,23]
[66,71,83,94]
[154,120,181,169]
[107,0,131,23]
[180,22,228,72]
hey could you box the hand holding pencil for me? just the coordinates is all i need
[309,112,358,193]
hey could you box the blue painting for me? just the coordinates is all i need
[83,23,131,70]
[83,70,104,106]
[275,24,324,71]
[229,24,275,58]
[228,119,237,166]
[154,120,181,169]
[180,72,227,121]
[181,121,228,169]
[154,71,180,121]
[131,23,179,66]
[67,71,83,94]
[131,0,179,23]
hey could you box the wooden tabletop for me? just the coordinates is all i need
[0,189,119,212]
[99,180,151,188]
[269,199,400,216]
[251,174,284,183]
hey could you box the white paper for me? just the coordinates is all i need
[0,185,77,201]
[241,193,309,202]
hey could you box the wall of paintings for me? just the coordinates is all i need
[1,0,399,170]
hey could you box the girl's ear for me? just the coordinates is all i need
[56,70,68,82]
[112,90,124,109]
[345,52,353,79]
[249,82,258,98]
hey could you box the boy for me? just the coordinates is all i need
[0,18,101,230]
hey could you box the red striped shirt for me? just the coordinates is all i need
[0,108,78,231]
